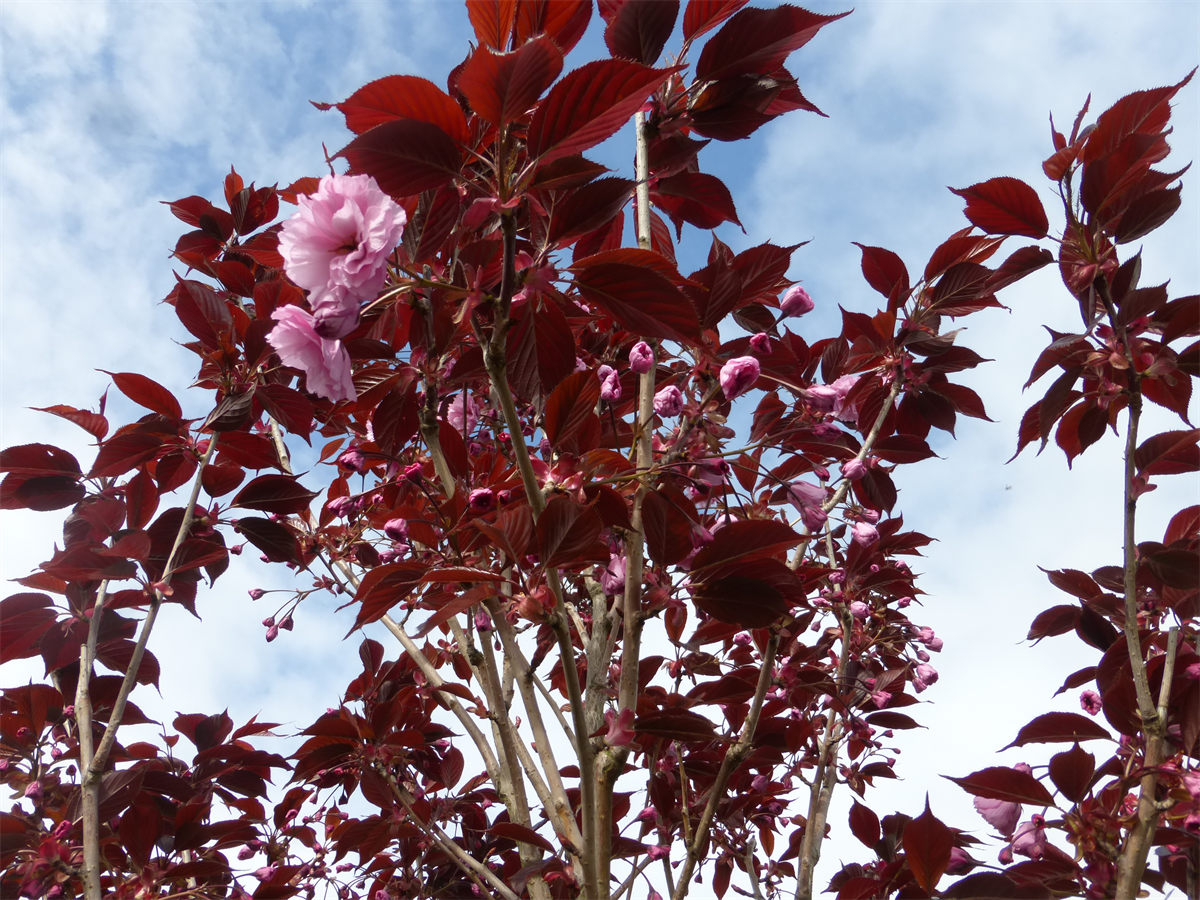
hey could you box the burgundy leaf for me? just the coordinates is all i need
[901,799,954,893]
[695,5,848,81]
[232,475,319,516]
[605,0,679,65]
[944,766,1055,806]
[336,75,469,144]
[337,120,463,199]
[1002,712,1114,750]
[459,37,563,126]
[951,176,1049,239]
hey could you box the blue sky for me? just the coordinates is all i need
[2,1,1198,895]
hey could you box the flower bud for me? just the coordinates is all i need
[403,463,423,483]
[780,284,815,317]
[842,458,866,481]
[749,332,771,354]
[629,341,654,374]
[338,449,367,473]
[719,356,760,400]
[598,365,621,402]
[849,601,870,619]
[851,521,879,547]
[383,518,409,542]
[265,625,279,642]
[653,385,684,417]
[249,588,265,601]
[468,488,495,512]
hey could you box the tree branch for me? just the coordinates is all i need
[672,633,780,900]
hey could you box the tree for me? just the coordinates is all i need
[1,3,1195,899]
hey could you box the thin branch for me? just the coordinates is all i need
[672,633,780,900]
[74,580,108,900]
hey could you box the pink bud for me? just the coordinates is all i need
[384,518,409,541]
[849,601,870,619]
[897,596,913,608]
[238,845,256,860]
[859,507,880,524]
[851,521,879,547]
[653,385,684,417]
[403,463,423,483]
[265,625,280,642]
[605,707,636,747]
[647,845,669,861]
[24,781,43,802]
[787,480,825,511]
[248,588,265,600]
[598,365,621,402]
[913,662,938,692]
[262,616,275,627]
[800,505,827,532]
[719,356,760,399]
[279,615,294,631]
[842,458,866,481]
[474,609,492,633]
[780,284,814,317]
[629,341,654,375]
[338,449,367,473]
[1080,689,1102,715]
[469,488,495,512]
[749,332,771,354]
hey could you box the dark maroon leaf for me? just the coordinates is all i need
[527,59,676,163]
[944,766,1055,805]
[372,381,420,456]
[548,177,633,246]
[89,434,164,478]
[695,5,848,81]
[854,243,910,303]
[353,562,427,629]
[235,518,300,564]
[336,75,469,144]
[951,177,1049,239]
[682,0,748,41]
[1048,744,1095,803]
[537,496,606,568]
[692,574,789,628]
[31,404,109,441]
[651,171,740,236]
[866,711,921,730]
[337,120,463,199]
[848,801,880,850]
[486,822,556,854]
[1002,712,1113,750]
[605,0,678,64]
[459,37,563,126]
[571,258,700,343]
[0,443,82,477]
[543,371,601,455]
[104,372,183,420]
[633,709,716,742]
[8,475,85,511]
[232,475,318,516]
[902,799,955,893]
[690,519,801,570]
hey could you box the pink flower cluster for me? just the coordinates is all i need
[268,173,405,402]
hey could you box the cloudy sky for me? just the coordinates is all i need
[2,0,1197,894]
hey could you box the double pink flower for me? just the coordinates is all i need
[268,173,405,402]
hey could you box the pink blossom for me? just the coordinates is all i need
[446,393,480,434]
[629,341,654,374]
[849,601,871,619]
[339,448,368,472]
[749,332,771,354]
[383,518,409,542]
[916,626,943,652]
[780,284,815,317]
[279,173,405,337]
[265,625,279,643]
[859,507,880,524]
[605,707,636,747]
[719,356,760,399]
[913,662,938,693]
[974,796,1022,837]
[468,488,495,512]
[268,306,356,402]
[842,458,866,480]
[800,505,828,532]
[897,596,913,608]
[851,521,879,547]
[787,480,825,512]
[830,374,860,423]
[598,364,622,401]
[870,689,892,707]
[403,462,423,482]
[1179,769,1200,801]
[1079,690,1102,715]
[474,609,492,632]
[1011,815,1048,859]
[946,847,976,875]
[600,553,626,595]
[653,385,684,417]
[805,385,838,413]
[646,845,670,861]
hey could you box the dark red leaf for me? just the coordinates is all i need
[682,0,748,41]
[466,0,517,50]
[865,711,921,730]
[695,5,848,80]
[944,766,1055,806]
[459,37,563,126]
[174,279,233,350]
[571,259,700,343]
[543,371,601,455]
[987,245,1054,292]
[1027,605,1080,643]
[547,177,634,246]
[6,475,85,511]
[902,800,954,893]
[605,0,678,64]
[1142,547,1199,589]
[258,384,314,444]
[1080,70,1195,164]
[486,822,556,854]
[232,475,319,516]
[1135,429,1200,476]
[337,120,463,199]
[848,801,880,850]
[353,562,427,629]
[1115,185,1181,243]
[372,381,420,456]
[526,59,676,164]
[651,171,741,234]
[235,518,300,564]
[32,404,109,441]
[0,443,82,477]
[89,434,164,478]
[216,432,279,470]
[690,519,801,570]
[537,496,606,568]
[507,300,577,400]
[951,177,1049,239]
[1048,744,1095,803]
[943,873,1028,899]
[336,75,469,144]
[1002,712,1113,750]
[633,709,716,742]
[691,573,789,628]
[853,243,910,303]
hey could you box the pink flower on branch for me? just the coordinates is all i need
[719,356,760,399]
[780,284,815,317]
[974,796,1022,837]
[267,306,356,403]
[653,385,684,417]
[279,173,405,338]
[629,341,654,374]
[598,365,621,402]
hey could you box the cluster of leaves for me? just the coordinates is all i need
[5,2,1188,900]
[829,72,1199,900]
